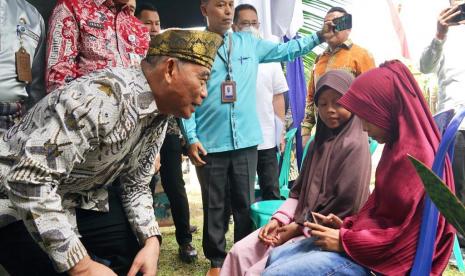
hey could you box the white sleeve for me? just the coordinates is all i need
[272,63,289,95]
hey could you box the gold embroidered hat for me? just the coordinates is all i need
[147,29,223,69]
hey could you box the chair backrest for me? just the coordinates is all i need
[278,128,298,198]
[411,108,465,275]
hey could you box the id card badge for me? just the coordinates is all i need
[221,80,236,103]
[15,46,32,83]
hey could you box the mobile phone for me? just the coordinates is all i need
[296,211,320,226]
[450,3,465,23]
[333,13,352,32]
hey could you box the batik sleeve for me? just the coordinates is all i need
[6,86,119,272]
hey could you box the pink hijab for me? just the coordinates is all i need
[338,60,455,275]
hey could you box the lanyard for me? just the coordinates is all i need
[218,32,233,81]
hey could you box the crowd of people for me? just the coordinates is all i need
[0,0,463,275]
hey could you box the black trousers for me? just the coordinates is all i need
[257,147,280,200]
[158,134,192,246]
[196,146,257,268]
[0,186,140,276]
[453,130,465,247]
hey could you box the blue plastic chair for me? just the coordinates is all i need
[411,108,465,274]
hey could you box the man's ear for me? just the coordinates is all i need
[232,24,239,32]
[200,4,208,17]
[164,58,176,84]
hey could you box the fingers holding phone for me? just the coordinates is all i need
[303,222,344,253]
[437,4,465,39]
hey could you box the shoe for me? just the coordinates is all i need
[189,225,198,233]
[179,243,198,263]
[206,268,221,276]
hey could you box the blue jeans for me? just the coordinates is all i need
[263,237,371,276]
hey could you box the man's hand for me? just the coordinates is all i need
[153,154,161,173]
[187,142,207,167]
[273,222,301,246]
[436,5,463,40]
[69,255,117,276]
[320,20,335,42]
[258,219,281,246]
[127,237,160,276]
[305,222,344,253]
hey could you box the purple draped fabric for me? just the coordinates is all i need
[285,35,307,168]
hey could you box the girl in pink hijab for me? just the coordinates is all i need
[262,60,455,276]
[220,70,371,276]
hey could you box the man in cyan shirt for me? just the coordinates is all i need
[181,1,329,274]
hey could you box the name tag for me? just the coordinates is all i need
[221,80,236,103]
[87,21,104,29]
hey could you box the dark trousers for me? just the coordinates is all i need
[257,147,280,200]
[196,146,257,268]
[0,186,140,276]
[453,130,465,246]
[159,134,192,246]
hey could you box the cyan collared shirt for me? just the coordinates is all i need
[182,31,321,153]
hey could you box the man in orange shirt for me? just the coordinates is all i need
[301,7,375,146]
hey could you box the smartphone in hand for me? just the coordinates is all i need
[450,3,465,23]
[333,13,352,32]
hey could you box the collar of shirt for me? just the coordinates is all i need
[134,90,160,119]
[324,39,353,55]
[95,0,119,10]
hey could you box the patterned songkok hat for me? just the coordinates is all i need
[147,29,223,69]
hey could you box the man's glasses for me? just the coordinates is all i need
[239,21,260,28]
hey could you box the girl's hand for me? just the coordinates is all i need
[259,219,281,246]
[312,212,343,229]
[272,222,301,246]
[304,222,344,252]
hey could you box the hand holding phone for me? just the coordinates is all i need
[332,13,352,32]
[450,3,465,24]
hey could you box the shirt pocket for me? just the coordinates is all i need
[80,24,108,58]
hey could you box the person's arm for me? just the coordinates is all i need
[6,88,119,272]
[273,94,285,122]
[117,146,162,245]
[117,133,163,276]
[180,114,199,146]
[419,6,459,74]
[301,72,316,138]
[26,13,46,109]
[45,0,80,93]
[256,32,322,64]
[272,64,288,122]
[419,38,444,74]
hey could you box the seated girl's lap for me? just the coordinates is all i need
[264,238,371,276]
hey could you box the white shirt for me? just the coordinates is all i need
[420,26,465,129]
[256,62,288,150]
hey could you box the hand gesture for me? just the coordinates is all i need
[69,256,117,276]
[187,142,207,166]
[312,212,343,229]
[304,222,343,253]
[437,5,464,40]
[273,222,301,246]
[127,237,160,276]
[258,219,281,246]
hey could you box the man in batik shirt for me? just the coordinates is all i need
[0,30,222,276]
[45,0,150,93]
